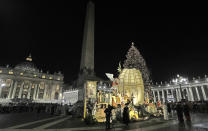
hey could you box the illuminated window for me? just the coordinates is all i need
[33,74,37,77]
[26,57,32,61]
[42,75,46,79]
[20,73,23,75]
[49,77,53,79]
[0,70,2,73]
[8,71,13,74]
[57,77,60,80]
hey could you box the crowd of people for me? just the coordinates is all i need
[166,100,208,114]
[0,102,71,115]
[103,100,208,129]
[160,100,208,123]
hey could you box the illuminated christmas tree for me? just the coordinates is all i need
[123,42,152,100]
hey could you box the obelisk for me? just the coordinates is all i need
[76,1,96,102]
[80,1,94,74]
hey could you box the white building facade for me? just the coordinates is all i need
[0,55,64,103]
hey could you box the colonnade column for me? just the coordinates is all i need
[178,88,182,101]
[12,81,18,99]
[171,89,174,96]
[48,83,52,100]
[166,90,169,101]
[195,87,200,101]
[153,90,156,103]
[36,84,40,99]
[43,84,47,99]
[162,90,165,103]
[185,88,190,101]
[175,88,179,102]
[51,85,56,100]
[59,86,63,100]
[188,87,194,101]
[27,83,32,99]
[201,86,207,101]
[33,84,38,100]
[171,89,174,102]
[18,82,24,98]
[7,80,14,99]
[157,91,160,101]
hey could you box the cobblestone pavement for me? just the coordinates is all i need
[0,113,208,131]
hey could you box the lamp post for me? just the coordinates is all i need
[172,74,188,101]
[179,83,183,99]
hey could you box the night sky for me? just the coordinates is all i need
[1,0,208,84]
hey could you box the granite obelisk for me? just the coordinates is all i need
[76,1,98,102]
[80,1,95,73]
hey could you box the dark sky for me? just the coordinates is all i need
[0,0,208,84]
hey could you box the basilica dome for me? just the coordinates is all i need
[14,54,38,72]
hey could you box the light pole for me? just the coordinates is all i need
[172,74,188,101]
[179,83,183,99]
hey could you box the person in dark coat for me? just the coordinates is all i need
[104,105,112,129]
[192,102,197,113]
[36,105,41,118]
[123,103,130,126]
[137,104,144,118]
[176,102,184,123]
[167,103,171,114]
[51,104,55,115]
[183,102,191,121]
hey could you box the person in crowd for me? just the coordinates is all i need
[193,102,198,113]
[170,102,175,117]
[137,104,144,118]
[123,103,130,126]
[167,102,171,117]
[183,101,191,121]
[176,102,184,123]
[50,104,55,115]
[36,104,41,118]
[104,105,113,129]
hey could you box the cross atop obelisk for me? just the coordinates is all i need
[80,0,95,75]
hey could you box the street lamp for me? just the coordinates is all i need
[172,74,188,100]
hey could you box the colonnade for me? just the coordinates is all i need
[152,84,208,103]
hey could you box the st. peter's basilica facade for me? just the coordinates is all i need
[0,54,63,103]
